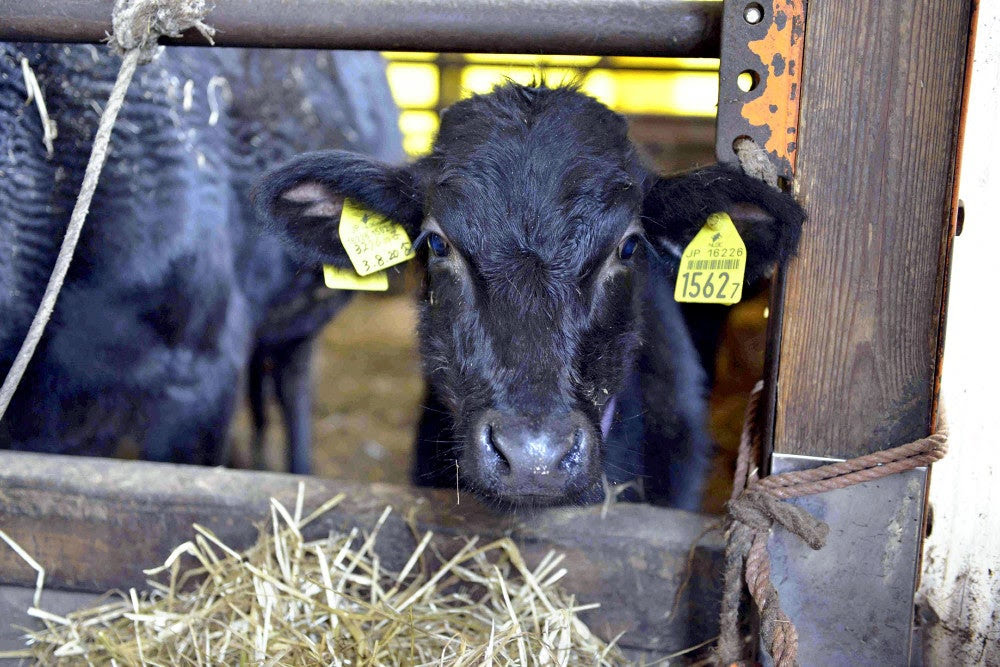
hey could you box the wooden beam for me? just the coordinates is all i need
[773,1,971,459]
[0,451,723,653]
[759,1,973,664]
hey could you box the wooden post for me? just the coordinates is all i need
[765,0,974,663]
[774,2,971,456]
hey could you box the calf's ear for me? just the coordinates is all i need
[251,150,424,267]
[641,165,806,286]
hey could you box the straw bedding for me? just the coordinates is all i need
[9,484,625,665]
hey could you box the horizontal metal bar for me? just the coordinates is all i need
[0,0,722,57]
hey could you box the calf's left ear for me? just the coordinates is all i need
[251,150,424,267]
[641,165,806,286]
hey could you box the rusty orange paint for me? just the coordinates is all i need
[742,0,806,173]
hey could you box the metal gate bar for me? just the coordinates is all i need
[0,0,722,57]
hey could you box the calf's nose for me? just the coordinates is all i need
[475,410,594,496]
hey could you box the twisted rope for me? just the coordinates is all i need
[0,0,214,420]
[717,382,948,666]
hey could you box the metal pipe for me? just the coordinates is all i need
[0,0,722,57]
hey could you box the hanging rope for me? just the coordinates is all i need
[0,0,214,420]
[717,386,948,666]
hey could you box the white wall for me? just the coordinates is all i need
[918,4,1000,664]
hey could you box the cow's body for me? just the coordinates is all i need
[0,44,402,469]
[255,83,805,510]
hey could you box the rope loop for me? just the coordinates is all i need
[110,0,215,63]
[727,489,828,550]
[716,380,948,667]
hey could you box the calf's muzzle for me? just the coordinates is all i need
[472,408,596,499]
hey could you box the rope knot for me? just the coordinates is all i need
[728,488,829,550]
[110,0,215,63]
[717,383,948,667]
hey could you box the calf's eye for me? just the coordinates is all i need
[427,232,450,257]
[618,235,640,261]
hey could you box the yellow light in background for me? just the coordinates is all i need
[464,53,601,67]
[609,70,718,117]
[399,110,439,156]
[580,69,616,108]
[460,66,585,96]
[607,57,721,71]
[381,51,438,61]
[385,62,439,109]
[380,53,722,154]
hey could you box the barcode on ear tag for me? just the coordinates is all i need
[323,265,389,291]
[339,198,415,276]
[673,212,747,305]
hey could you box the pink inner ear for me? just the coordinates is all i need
[726,201,774,226]
[282,182,343,218]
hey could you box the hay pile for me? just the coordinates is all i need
[17,484,625,665]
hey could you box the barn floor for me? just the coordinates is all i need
[229,289,770,515]
[229,293,422,487]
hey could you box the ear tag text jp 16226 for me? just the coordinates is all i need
[673,212,746,305]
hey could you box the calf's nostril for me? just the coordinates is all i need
[483,422,511,475]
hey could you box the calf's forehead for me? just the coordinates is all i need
[426,92,641,258]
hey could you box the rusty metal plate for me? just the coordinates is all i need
[716,0,807,179]
[765,453,928,666]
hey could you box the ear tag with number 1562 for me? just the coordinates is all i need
[673,212,746,305]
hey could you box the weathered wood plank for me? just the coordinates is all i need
[0,451,723,653]
[757,1,973,664]
[773,0,971,458]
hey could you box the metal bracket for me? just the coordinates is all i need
[765,453,928,666]
[716,0,807,180]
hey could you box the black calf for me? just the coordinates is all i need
[0,44,401,470]
[255,82,805,510]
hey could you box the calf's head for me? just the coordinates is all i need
[254,83,804,508]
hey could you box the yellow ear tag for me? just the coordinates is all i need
[339,198,416,276]
[322,265,389,291]
[673,212,747,305]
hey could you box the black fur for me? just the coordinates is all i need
[0,44,402,471]
[255,82,806,510]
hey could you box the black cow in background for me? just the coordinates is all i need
[0,44,403,472]
[255,83,805,511]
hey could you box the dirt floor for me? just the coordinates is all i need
[230,292,422,486]
[231,288,770,515]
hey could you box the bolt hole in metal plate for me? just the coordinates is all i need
[763,453,928,666]
[737,69,760,92]
[715,0,806,180]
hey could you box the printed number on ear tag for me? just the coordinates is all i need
[339,198,415,276]
[323,265,389,291]
[673,212,747,305]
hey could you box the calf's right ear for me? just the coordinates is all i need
[251,150,424,267]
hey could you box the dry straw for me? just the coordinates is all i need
[12,483,624,665]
